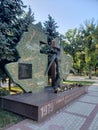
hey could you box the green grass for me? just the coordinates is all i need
[0,108,25,129]
[63,80,94,86]
[0,85,24,129]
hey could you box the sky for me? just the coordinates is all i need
[22,0,98,34]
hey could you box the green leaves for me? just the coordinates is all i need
[0,0,34,79]
[43,15,59,43]
[0,0,34,62]
[63,19,98,77]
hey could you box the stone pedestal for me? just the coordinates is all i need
[0,86,88,122]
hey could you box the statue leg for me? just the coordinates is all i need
[53,58,62,93]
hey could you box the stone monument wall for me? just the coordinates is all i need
[5,24,48,93]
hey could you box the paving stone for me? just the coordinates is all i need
[79,95,98,104]
[88,86,98,91]
[88,91,98,97]
[65,101,95,116]
[89,112,98,130]
[24,113,86,130]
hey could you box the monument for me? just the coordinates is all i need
[40,39,72,93]
[5,24,48,93]
[5,23,72,93]
[0,24,88,122]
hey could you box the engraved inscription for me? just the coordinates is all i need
[40,102,54,118]
[55,97,65,104]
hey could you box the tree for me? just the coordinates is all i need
[43,14,59,43]
[63,28,84,73]
[22,6,35,31]
[35,22,43,30]
[0,0,35,79]
[80,20,97,78]
[94,25,98,75]
[63,28,78,56]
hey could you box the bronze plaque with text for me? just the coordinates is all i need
[18,63,32,79]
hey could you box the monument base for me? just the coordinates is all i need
[0,86,88,122]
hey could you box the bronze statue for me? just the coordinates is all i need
[40,40,63,93]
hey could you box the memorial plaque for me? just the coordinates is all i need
[18,63,32,79]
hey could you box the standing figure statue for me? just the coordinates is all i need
[40,40,63,93]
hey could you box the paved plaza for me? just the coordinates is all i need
[5,77,98,130]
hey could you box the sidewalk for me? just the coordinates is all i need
[5,81,98,130]
[67,75,98,82]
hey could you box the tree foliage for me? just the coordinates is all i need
[43,14,59,43]
[80,20,97,78]
[63,19,98,78]
[23,6,35,31]
[0,0,35,79]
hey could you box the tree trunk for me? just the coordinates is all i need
[95,66,97,76]
[88,65,92,79]
[8,78,11,91]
